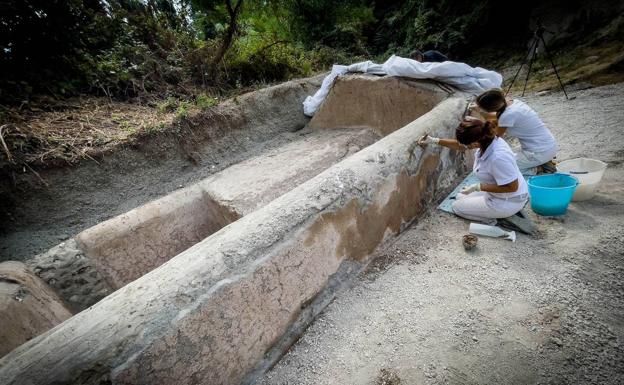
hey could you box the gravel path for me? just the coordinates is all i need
[259,83,624,385]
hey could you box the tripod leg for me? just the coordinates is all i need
[522,41,538,97]
[506,37,538,96]
[506,59,527,96]
[540,35,569,99]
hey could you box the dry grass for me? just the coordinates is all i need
[505,40,624,94]
[0,97,175,167]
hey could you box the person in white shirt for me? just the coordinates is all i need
[473,89,558,175]
[418,118,528,224]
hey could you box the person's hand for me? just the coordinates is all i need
[461,183,481,194]
[417,134,440,147]
[467,102,481,116]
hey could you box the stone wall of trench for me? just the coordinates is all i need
[0,261,72,358]
[21,75,450,315]
[1,75,447,358]
[308,74,450,135]
[0,96,471,385]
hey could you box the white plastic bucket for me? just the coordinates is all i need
[556,158,607,201]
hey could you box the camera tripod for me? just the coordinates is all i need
[506,22,569,99]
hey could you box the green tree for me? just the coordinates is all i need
[190,0,245,75]
[281,0,376,54]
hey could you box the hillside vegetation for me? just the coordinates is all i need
[0,0,622,168]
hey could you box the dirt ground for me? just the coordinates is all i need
[0,129,301,262]
[0,77,323,262]
[260,83,624,385]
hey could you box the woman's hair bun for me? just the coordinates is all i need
[455,117,495,146]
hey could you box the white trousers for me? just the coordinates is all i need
[452,191,527,224]
[515,146,557,175]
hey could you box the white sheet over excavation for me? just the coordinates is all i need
[303,55,503,116]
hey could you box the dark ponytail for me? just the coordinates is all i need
[456,118,495,152]
[476,89,507,119]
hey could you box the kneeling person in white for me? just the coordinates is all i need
[418,118,528,224]
[475,89,558,175]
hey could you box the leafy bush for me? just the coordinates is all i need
[195,93,219,109]
[307,46,355,70]
[176,101,192,118]
[157,97,179,114]
[225,41,310,87]
[4,0,613,105]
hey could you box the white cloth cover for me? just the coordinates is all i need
[303,55,503,116]
[303,64,348,116]
[347,60,385,75]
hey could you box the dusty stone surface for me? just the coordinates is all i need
[260,83,624,385]
[26,239,112,311]
[1,75,323,263]
[309,75,451,135]
[0,261,72,358]
[200,127,379,216]
[0,96,470,385]
[24,77,437,311]
[74,185,240,290]
[36,125,377,304]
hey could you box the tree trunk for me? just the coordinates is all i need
[211,0,244,78]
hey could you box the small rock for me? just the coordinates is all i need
[550,337,563,346]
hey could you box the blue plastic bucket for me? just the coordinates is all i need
[528,173,579,216]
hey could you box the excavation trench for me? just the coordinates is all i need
[0,75,469,384]
[65,127,380,294]
[23,75,450,313]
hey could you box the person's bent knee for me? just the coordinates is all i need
[451,199,471,218]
